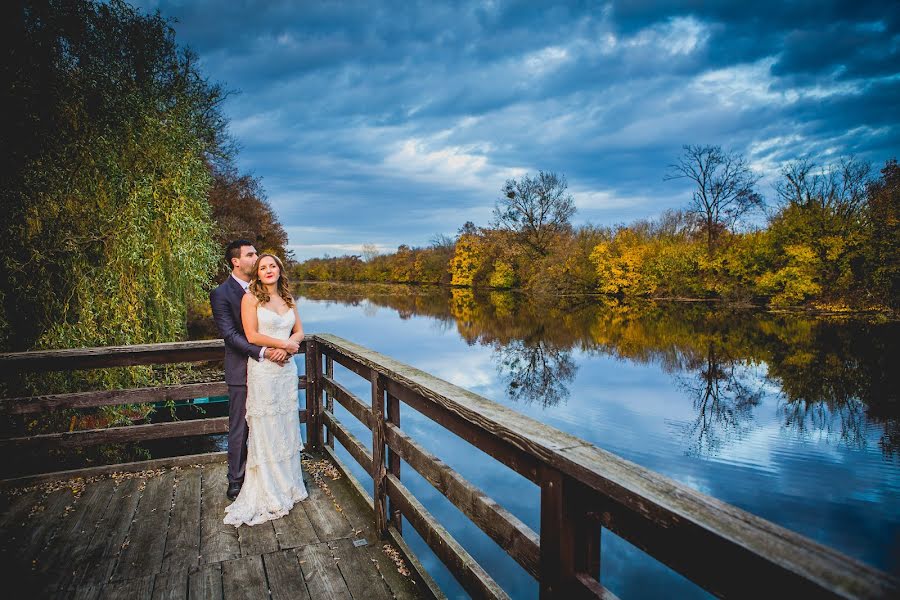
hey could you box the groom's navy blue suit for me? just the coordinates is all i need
[210,276,263,485]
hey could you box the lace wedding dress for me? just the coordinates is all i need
[224,306,308,527]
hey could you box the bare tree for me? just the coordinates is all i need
[361,243,380,262]
[665,145,762,251]
[776,156,871,221]
[493,171,576,255]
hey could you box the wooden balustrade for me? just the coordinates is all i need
[1,336,897,599]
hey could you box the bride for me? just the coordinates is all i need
[224,253,309,527]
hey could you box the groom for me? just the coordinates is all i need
[211,240,289,500]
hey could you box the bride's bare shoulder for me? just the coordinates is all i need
[241,292,259,307]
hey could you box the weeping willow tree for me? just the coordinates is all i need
[1,0,225,393]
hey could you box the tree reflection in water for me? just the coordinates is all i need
[676,345,764,456]
[295,283,899,458]
[493,339,577,406]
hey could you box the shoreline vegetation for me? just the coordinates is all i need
[292,156,898,320]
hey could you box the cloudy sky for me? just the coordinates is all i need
[135,0,899,260]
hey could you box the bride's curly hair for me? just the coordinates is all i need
[248,253,295,308]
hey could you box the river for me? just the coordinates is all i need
[293,282,899,599]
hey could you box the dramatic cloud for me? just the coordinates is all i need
[136,0,900,259]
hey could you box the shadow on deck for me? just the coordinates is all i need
[0,451,428,599]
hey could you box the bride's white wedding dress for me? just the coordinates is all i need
[224,306,308,527]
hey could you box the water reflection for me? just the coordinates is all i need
[297,283,899,459]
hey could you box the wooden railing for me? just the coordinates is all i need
[1,336,897,599]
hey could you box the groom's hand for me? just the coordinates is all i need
[265,348,289,365]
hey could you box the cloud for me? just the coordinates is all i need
[134,0,900,255]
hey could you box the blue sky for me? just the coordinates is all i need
[135,1,899,260]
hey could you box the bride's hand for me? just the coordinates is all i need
[283,340,300,354]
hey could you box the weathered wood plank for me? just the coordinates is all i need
[76,477,144,588]
[386,391,402,533]
[329,537,393,600]
[150,569,189,600]
[188,562,223,600]
[111,470,177,581]
[0,339,306,372]
[4,486,72,591]
[321,446,437,600]
[539,466,572,600]
[221,554,268,600]
[0,340,226,371]
[296,543,352,599]
[1,382,226,415]
[99,575,155,599]
[322,375,374,429]
[38,477,117,593]
[199,463,241,565]
[321,346,372,382]
[322,410,373,474]
[160,467,202,572]
[574,573,621,600]
[325,356,334,448]
[1,451,227,489]
[302,475,353,541]
[237,518,279,557]
[384,421,540,579]
[1,378,307,414]
[306,339,320,450]
[264,549,311,600]
[272,499,320,550]
[385,472,510,600]
[0,417,230,452]
[371,372,388,537]
[558,443,900,599]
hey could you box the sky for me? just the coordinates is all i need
[134,0,900,260]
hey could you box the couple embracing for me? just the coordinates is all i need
[210,240,309,527]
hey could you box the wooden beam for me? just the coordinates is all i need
[0,339,306,371]
[385,473,510,600]
[0,411,308,452]
[383,421,539,579]
[371,371,387,537]
[321,376,373,429]
[386,392,402,533]
[325,356,334,449]
[321,410,373,475]
[0,451,227,489]
[0,378,307,414]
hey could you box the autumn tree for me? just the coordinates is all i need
[208,166,291,273]
[665,145,762,252]
[1,0,224,354]
[862,159,899,307]
[493,171,576,256]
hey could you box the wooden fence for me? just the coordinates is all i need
[0,336,896,599]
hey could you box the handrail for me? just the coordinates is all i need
[0,336,896,599]
[309,333,898,600]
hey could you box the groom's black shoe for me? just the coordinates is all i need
[226,481,242,500]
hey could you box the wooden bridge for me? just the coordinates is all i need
[0,335,896,599]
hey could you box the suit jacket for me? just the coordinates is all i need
[210,276,263,385]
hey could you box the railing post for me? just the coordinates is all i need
[386,391,402,533]
[539,465,601,599]
[325,355,334,449]
[305,340,321,450]
[371,370,388,537]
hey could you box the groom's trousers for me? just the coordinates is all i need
[227,384,249,484]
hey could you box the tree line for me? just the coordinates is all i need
[294,148,898,312]
[1,0,290,359]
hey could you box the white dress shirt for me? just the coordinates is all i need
[232,274,268,361]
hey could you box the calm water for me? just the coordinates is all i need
[294,283,899,599]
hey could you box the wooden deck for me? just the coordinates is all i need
[0,451,429,600]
